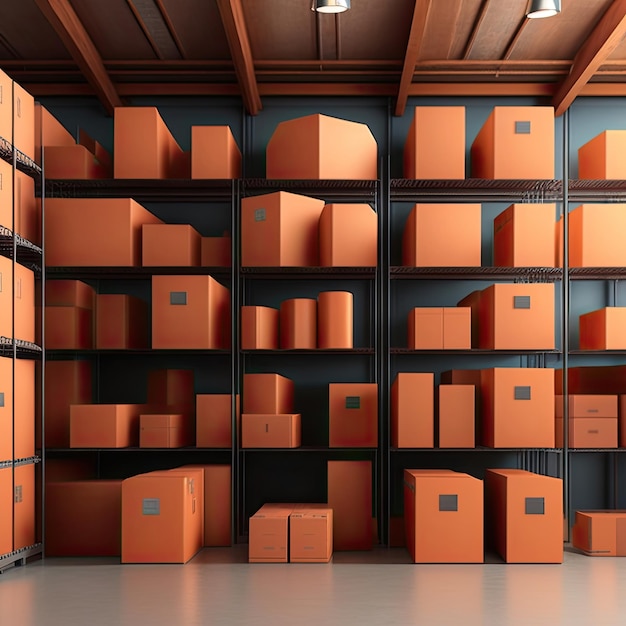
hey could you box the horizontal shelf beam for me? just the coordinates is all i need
[46,349,230,358]
[391,267,562,281]
[391,348,561,355]
[46,266,231,280]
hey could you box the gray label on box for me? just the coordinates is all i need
[170,291,187,305]
[525,497,545,515]
[14,485,22,503]
[515,121,531,134]
[0,392,4,407]
[255,208,266,222]
[439,494,458,512]
[345,396,361,409]
[514,296,531,309]
[143,498,160,515]
[514,386,532,400]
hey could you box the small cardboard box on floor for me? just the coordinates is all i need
[573,510,626,556]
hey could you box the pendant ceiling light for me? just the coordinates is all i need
[526,0,561,19]
[311,0,350,14]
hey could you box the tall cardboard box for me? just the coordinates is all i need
[0,357,12,461]
[13,462,35,551]
[471,106,555,179]
[14,359,35,460]
[196,394,239,448]
[241,306,279,350]
[0,466,11,554]
[0,255,12,340]
[318,291,353,349]
[438,384,475,448]
[280,298,316,349]
[241,192,325,267]
[96,294,149,350]
[243,373,294,414]
[14,263,34,344]
[404,107,465,179]
[15,170,39,245]
[142,224,201,267]
[13,81,35,162]
[329,383,378,447]
[391,373,434,448]
[191,126,241,179]
[266,114,378,180]
[579,308,626,350]
[578,131,626,179]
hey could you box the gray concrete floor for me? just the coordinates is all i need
[1,546,625,625]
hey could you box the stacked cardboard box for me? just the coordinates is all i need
[555,395,618,448]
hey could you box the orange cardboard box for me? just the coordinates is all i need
[121,472,201,564]
[45,306,93,349]
[46,279,95,310]
[402,204,482,267]
[494,204,557,267]
[70,404,148,448]
[391,373,434,448]
[241,192,325,267]
[318,291,353,349]
[481,368,555,448]
[147,369,194,409]
[15,170,39,245]
[78,128,112,174]
[142,224,201,267]
[578,131,626,179]
[0,255,12,339]
[580,308,626,350]
[569,204,626,267]
[14,262,34,344]
[471,106,555,179]
[619,396,626,447]
[35,103,75,164]
[485,469,562,563]
[96,294,149,349]
[241,413,301,448]
[249,504,293,562]
[13,81,35,162]
[46,198,163,267]
[196,394,240,448]
[266,113,377,180]
[191,126,241,179]
[140,414,192,448]
[0,70,11,149]
[280,298,316,349]
[45,480,123,556]
[329,383,378,447]
[404,469,484,563]
[556,365,626,395]
[408,308,443,349]
[0,357,12,462]
[457,290,482,347]
[555,417,617,448]
[14,359,35,460]
[241,306,279,350]
[201,234,231,267]
[319,204,378,267]
[114,107,182,179]
[44,145,108,179]
[243,373,294,414]
[0,159,12,230]
[443,307,471,349]
[44,360,92,448]
[14,462,35,551]
[555,395,618,419]
[479,283,555,350]
[572,510,626,556]
[0,466,11,554]
[438,384,475,448]
[151,275,230,349]
[327,460,372,550]
[404,107,465,179]
[290,508,333,563]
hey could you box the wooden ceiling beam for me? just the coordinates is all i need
[216,0,261,115]
[395,0,432,116]
[553,0,626,116]
[33,0,122,115]
[463,0,491,59]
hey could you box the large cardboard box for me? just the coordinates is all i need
[280,298,316,349]
[391,373,434,448]
[151,275,230,349]
[402,204,482,267]
[241,306,279,350]
[241,414,301,448]
[579,308,626,350]
[404,107,465,179]
[44,145,108,179]
[0,357,12,461]
[481,368,555,448]
[121,472,201,563]
[45,198,163,266]
[478,283,555,350]
[241,192,325,267]
[319,204,378,267]
[70,404,148,448]
[327,461,372,550]
[45,480,123,556]
[471,106,555,179]
[494,204,557,267]
[0,466,11,554]
[404,469,484,563]
[139,414,192,448]
[266,114,377,180]
[555,417,617,448]
[485,469,562,563]
[45,306,93,350]
[290,507,333,563]
[318,291,353,349]
[191,126,241,179]
[196,394,239,448]
[249,504,292,562]
[569,204,626,267]
[578,131,626,179]
[13,462,35,551]
[14,262,34,344]
[408,308,442,349]
[13,81,35,163]
[0,255,12,339]
[243,373,294,414]
[142,224,201,267]
[96,294,149,350]
[438,384,475,448]
[329,383,378,447]
[573,510,626,556]
[14,359,35,460]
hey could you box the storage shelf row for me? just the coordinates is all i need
[0,136,41,178]
[0,226,42,272]
[0,544,43,574]
[0,338,42,359]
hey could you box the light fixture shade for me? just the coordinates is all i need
[311,0,350,13]
[526,0,561,18]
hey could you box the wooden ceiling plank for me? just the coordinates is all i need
[126,0,165,60]
[33,0,122,114]
[502,17,529,61]
[463,0,491,59]
[553,0,626,116]
[154,0,187,58]
[216,0,261,115]
[395,0,433,117]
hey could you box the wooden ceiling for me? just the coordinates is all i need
[2,0,626,116]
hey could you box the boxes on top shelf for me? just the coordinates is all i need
[191,126,241,179]
[578,130,626,179]
[266,113,377,180]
